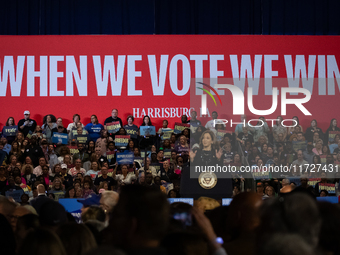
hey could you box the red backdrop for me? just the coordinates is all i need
[1,35,340,131]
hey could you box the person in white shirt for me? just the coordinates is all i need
[205,111,225,130]
[115,165,137,185]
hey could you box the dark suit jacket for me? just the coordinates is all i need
[30,194,51,214]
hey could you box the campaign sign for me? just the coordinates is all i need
[106,151,115,161]
[222,198,233,206]
[316,197,339,203]
[164,149,172,159]
[106,121,121,134]
[174,123,190,134]
[151,162,163,174]
[59,198,84,223]
[134,157,144,167]
[252,167,270,180]
[5,189,24,203]
[115,135,130,147]
[50,190,66,201]
[320,155,327,164]
[140,151,152,159]
[140,126,156,136]
[52,132,68,144]
[26,130,33,139]
[2,125,18,136]
[125,126,138,139]
[116,151,134,165]
[76,134,88,144]
[67,145,79,155]
[308,178,321,188]
[168,198,194,205]
[161,128,173,140]
[329,131,340,143]
[319,183,336,194]
[292,141,308,152]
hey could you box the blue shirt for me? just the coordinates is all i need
[85,123,104,142]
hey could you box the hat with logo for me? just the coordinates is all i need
[24,110,30,115]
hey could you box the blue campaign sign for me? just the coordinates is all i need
[316,197,339,204]
[59,198,84,223]
[5,189,24,203]
[116,151,134,165]
[140,126,156,136]
[2,125,18,137]
[58,198,84,212]
[52,132,69,144]
[168,198,194,205]
[222,198,233,206]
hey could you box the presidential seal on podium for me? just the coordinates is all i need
[198,172,218,189]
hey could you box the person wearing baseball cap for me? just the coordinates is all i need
[18,110,37,137]
[55,164,73,189]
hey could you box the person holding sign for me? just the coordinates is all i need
[124,115,139,140]
[325,119,340,144]
[104,109,123,135]
[66,114,84,137]
[140,115,156,136]
[315,173,331,196]
[157,120,173,140]
[42,115,57,143]
[2,117,17,144]
[18,111,37,137]
[85,115,104,142]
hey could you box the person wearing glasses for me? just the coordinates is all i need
[18,110,37,137]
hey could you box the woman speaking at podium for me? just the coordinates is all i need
[190,130,222,165]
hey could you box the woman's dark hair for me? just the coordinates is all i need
[127,115,134,122]
[292,116,300,125]
[261,143,268,152]
[18,228,66,255]
[43,115,57,125]
[73,114,81,122]
[5,117,15,126]
[167,189,178,198]
[329,118,337,129]
[83,178,94,189]
[128,139,134,149]
[64,187,75,198]
[91,115,99,124]
[312,155,321,164]
[141,115,153,126]
[199,130,217,150]
[118,128,127,135]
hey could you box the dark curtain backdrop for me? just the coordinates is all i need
[0,0,339,35]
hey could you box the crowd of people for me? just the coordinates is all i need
[0,109,340,255]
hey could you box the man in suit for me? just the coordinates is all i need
[30,184,51,214]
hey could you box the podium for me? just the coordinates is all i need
[180,165,233,199]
